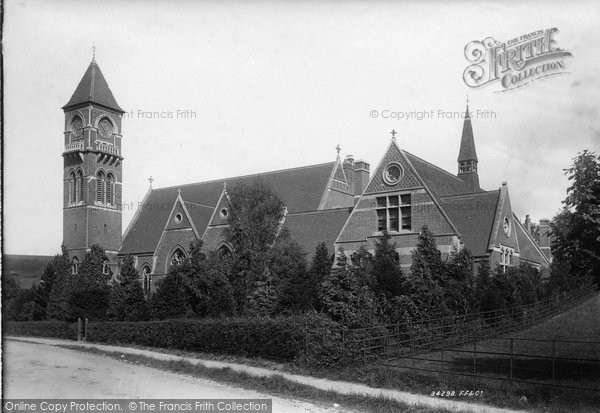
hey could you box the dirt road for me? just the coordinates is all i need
[2,339,346,412]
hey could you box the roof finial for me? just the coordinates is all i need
[335,144,341,158]
[148,176,154,189]
[92,42,96,62]
[177,187,182,197]
[390,129,397,141]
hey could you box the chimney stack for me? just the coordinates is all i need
[353,159,370,195]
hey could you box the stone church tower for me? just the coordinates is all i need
[62,56,124,272]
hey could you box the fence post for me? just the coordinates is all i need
[77,318,82,342]
[552,340,556,384]
[509,338,514,383]
[84,317,89,342]
[412,339,416,375]
[473,336,477,377]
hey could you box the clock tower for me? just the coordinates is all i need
[62,56,125,272]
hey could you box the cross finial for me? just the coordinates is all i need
[177,188,182,196]
[92,42,96,61]
[390,130,397,141]
[148,176,154,189]
[466,94,469,107]
[336,144,341,155]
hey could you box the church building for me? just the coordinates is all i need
[61,58,551,293]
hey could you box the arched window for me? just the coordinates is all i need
[102,259,110,275]
[218,244,232,257]
[77,170,84,203]
[106,173,114,205]
[71,257,79,275]
[170,248,186,267]
[69,171,76,204]
[142,265,151,295]
[96,171,105,203]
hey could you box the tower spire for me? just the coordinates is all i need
[457,99,480,192]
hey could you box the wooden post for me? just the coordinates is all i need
[84,317,89,342]
[473,336,477,377]
[552,340,556,384]
[509,338,514,382]
[77,318,82,342]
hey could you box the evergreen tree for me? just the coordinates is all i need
[107,255,148,321]
[444,247,475,315]
[150,272,190,319]
[307,243,334,310]
[64,245,111,321]
[46,245,72,320]
[407,226,446,315]
[372,231,404,298]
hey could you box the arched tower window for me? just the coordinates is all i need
[218,244,232,257]
[106,173,114,205]
[170,248,187,267]
[142,265,151,295]
[77,170,84,203]
[96,171,105,203]
[69,171,76,204]
[102,259,110,275]
[71,257,79,275]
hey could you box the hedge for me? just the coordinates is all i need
[4,314,360,368]
[4,320,78,340]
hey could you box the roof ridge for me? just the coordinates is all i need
[287,207,352,217]
[152,161,337,191]
[441,189,499,200]
[403,150,465,182]
[183,200,215,209]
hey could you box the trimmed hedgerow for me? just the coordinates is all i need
[4,320,78,340]
[5,314,360,368]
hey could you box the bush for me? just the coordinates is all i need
[4,321,78,340]
[83,313,354,368]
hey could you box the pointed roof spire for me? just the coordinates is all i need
[62,57,125,113]
[457,101,478,162]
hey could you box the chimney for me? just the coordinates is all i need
[353,159,370,195]
[538,218,552,261]
[343,155,354,191]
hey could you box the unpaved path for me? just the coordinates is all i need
[6,337,526,413]
[3,339,347,412]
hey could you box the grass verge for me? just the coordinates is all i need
[54,343,457,413]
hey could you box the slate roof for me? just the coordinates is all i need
[283,208,352,257]
[403,151,474,199]
[458,106,478,162]
[63,60,124,113]
[514,216,550,265]
[120,162,336,255]
[439,190,500,256]
[184,201,215,236]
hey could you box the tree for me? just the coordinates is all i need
[150,272,190,319]
[307,243,334,310]
[63,245,111,321]
[550,151,600,287]
[406,226,447,315]
[107,255,148,321]
[46,245,72,320]
[318,250,377,327]
[444,247,476,315]
[371,231,404,298]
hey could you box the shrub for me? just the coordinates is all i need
[4,320,78,340]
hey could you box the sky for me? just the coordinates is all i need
[4,0,600,255]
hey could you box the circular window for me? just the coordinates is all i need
[220,208,229,219]
[383,163,403,185]
[174,213,183,224]
[503,215,512,238]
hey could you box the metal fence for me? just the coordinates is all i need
[378,337,600,391]
[349,285,598,364]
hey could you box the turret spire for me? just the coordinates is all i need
[457,100,480,192]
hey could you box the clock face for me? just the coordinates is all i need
[503,216,511,237]
[98,118,113,139]
[383,163,403,185]
[71,117,83,138]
